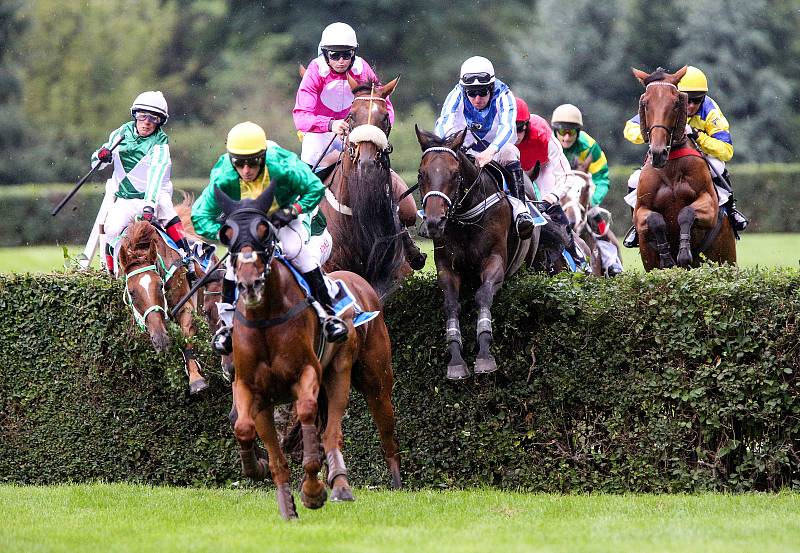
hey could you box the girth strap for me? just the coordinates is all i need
[234,297,313,329]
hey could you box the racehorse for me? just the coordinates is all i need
[632,66,736,270]
[117,220,208,394]
[415,126,540,380]
[214,186,401,520]
[309,71,424,300]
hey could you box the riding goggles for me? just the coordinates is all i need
[465,86,492,98]
[134,112,163,125]
[325,49,355,61]
[516,121,528,133]
[555,128,578,137]
[461,72,493,85]
[231,155,265,168]
[687,94,706,105]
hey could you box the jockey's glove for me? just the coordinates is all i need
[97,147,112,163]
[270,205,299,228]
[541,193,560,212]
[141,205,155,222]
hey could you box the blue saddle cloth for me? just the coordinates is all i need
[278,256,379,328]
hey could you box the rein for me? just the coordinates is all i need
[123,251,179,331]
[420,147,495,224]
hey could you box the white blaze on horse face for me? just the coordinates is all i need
[138,273,153,296]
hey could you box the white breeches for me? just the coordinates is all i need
[466,142,520,164]
[507,196,529,219]
[104,193,178,245]
[301,131,344,166]
[625,157,729,208]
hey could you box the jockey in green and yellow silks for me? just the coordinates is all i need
[192,122,347,353]
[550,103,610,206]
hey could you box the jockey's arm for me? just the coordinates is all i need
[143,144,171,210]
[191,154,236,241]
[487,88,517,153]
[691,100,733,162]
[275,147,325,214]
[293,67,332,134]
[434,86,463,138]
[538,134,572,203]
[91,125,125,168]
[585,141,611,205]
[623,116,645,144]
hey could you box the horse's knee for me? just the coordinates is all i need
[295,398,318,424]
[234,418,256,443]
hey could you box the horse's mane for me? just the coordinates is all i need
[175,191,203,242]
[120,220,158,270]
[643,67,670,85]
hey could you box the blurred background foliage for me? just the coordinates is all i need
[1,0,799,184]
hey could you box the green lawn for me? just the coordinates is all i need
[0,233,798,274]
[0,484,797,553]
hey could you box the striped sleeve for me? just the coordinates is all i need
[435,86,464,138]
[91,126,125,168]
[144,144,171,205]
[489,89,516,151]
[623,114,644,144]
[696,99,733,162]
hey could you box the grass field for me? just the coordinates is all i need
[1,233,798,274]
[0,484,798,553]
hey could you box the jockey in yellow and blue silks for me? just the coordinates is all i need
[192,121,347,353]
[622,66,747,247]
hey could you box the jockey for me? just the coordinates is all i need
[191,121,348,353]
[513,96,587,267]
[94,91,195,283]
[622,65,747,247]
[293,21,394,169]
[435,56,536,239]
[551,103,611,206]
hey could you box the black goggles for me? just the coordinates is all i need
[516,121,528,133]
[231,155,264,168]
[325,49,354,61]
[461,72,493,85]
[465,86,492,98]
[687,94,706,105]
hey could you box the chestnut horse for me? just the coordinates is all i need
[314,74,423,299]
[117,220,207,394]
[416,126,540,380]
[214,186,400,520]
[632,66,736,270]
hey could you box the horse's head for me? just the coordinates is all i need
[632,66,689,168]
[345,75,398,171]
[215,186,278,308]
[415,125,473,239]
[119,221,170,353]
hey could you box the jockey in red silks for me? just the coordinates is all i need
[514,96,586,267]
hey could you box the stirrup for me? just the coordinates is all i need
[731,211,748,232]
[623,226,639,248]
[212,325,232,355]
[323,316,348,343]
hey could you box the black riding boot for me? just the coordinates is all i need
[623,189,639,248]
[211,278,236,356]
[714,171,748,232]
[506,161,534,239]
[302,267,348,343]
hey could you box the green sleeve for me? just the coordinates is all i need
[191,154,241,241]
[587,142,610,206]
[267,145,324,214]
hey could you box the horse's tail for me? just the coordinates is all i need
[174,190,203,242]
[345,162,404,300]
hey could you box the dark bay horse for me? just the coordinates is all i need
[314,74,423,299]
[416,126,540,380]
[118,220,207,394]
[632,66,736,270]
[214,186,400,520]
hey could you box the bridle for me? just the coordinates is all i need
[345,83,392,166]
[123,249,181,331]
[419,146,488,224]
[642,81,681,156]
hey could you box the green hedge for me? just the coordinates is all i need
[1,268,799,491]
[1,163,799,246]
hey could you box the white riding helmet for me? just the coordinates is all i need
[130,91,169,123]
[551,103,583,129]
[459,56,495,86]
[319,22,358,52]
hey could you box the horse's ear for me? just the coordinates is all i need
[671,65,689,85]
[347,74,360,91]
[214,185,237,217]
[299,64,306,78]
[148,238,158,262]
[118,245,128,269]
[450,128,468,151]
[380,76,400,98]
[415,124,432,150]
[254,182,276,214]
[632,67,649,85]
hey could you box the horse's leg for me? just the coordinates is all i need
[252,403,298,521]
[176,305,208,394]
[294,364,327,510]
[439,269,468,380]
[676,206,697,268]
[232,379,272,481]
[474,253,505,375]
[641,211,675,269]
[320,352,356,501]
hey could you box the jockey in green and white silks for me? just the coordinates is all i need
[94,91,194,280]
[191,121,346,353]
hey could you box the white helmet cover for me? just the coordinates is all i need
[459,56,495,86]
[130,90,169,123]
[319,22,358,53]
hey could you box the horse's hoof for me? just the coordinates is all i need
[189,378,208,395]
[276,483,298,520]
[331,486,355,502]
[473,356,497,375]
[677,250,692,267]
[446,364,470,380]
[301,487,328,509]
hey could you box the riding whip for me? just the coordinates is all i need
[51,134,125,217]
[169,251,230,319]
[311,133,339,173]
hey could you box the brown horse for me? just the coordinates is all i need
[214,186,401,520]
[416,126,540,380]
[632,66,736,270]
[117,220,208,394]
[313,73,424,299]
